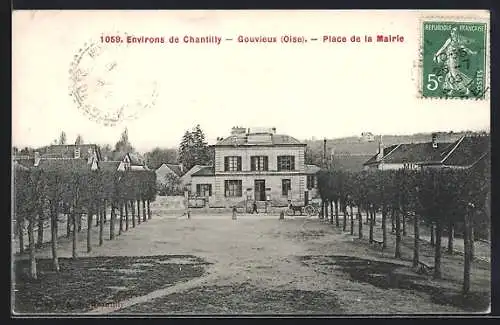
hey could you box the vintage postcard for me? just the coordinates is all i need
[12,10,491,316]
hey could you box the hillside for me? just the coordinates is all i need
[303,131,481,156]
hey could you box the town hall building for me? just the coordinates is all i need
[189,127,320,209]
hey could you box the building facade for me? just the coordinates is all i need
[190,127,319,209]
[363,133,490,171]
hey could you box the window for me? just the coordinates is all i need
[282,179,291,196]
[224,156,242,171]
[251,156,269,171]
[307,175,316,189]
[225,180,242,197]
[277,156,295,171]
[196,184,212,197]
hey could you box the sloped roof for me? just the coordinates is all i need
[39,144,102,160]
[441,135,490,166]
[98,161,121,172]
[363,145,399,165]
[36,158,91,171]
[165,163,184,177]
[191,166,215,176]
[126,152,146,165]
[381,142,455,164]
[215,134,304,146]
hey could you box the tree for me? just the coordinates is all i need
[178,125,211,171]
[58,131,67,145]
[112,128,134,161]
[75,134,84,145]
[158,173,182,196]
[100,144,113,161]
[145,147,178,170]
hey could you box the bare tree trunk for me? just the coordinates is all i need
[335,200,339,227]
[147,200,151,220]
[18,217,25,254]
[87,205,92,253]
[119,202,124,235]
[110,202,115,240]
[471,225,475,259]
[329,200,333,224]
[391,207,395,233]
[463,207,472,294]
[142,200,147,222]
[369,208,374,243]
[358,208,363,239]
[78,214,82,232]
[350,205,354,235]
[372,207,376,226]
[125,201,129,231]
[430,224,435,246]
[131,201,136,228]
[99,201,104,246]
[38,204,45,246]
[434,221,443,279]
[382,207,387,249]
[395,207,401,259]
[402,213,407,236]
[365,207,370,225]
[137,200,141,224]
[66,212,72,238]
[50,205,60,272]
[28,218,37,279]
[412,214,420,268]
[447,221,454,254]
[72,210,78,259]
[103,200,107,224]
[342,205,347,232]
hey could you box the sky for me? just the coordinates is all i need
[12,10,490,153]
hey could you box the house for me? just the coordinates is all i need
[189,126,320,208]
[180,164,211,189]
[363,133,490,171]
[361,132,375,142]
[37,144,102,161]
[117,152,148,171]
[156,163,184,184]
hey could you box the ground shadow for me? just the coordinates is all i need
[300,255,489,312]
[13,255,210,314]
[116,282,343,314]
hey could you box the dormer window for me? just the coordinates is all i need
[74,148,81,159]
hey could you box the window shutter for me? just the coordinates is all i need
[209,185,212,196]
[224,157,229,171]
[264,157,268,171]
[251,157,255,171]
[291,156,295,170]
[237,157,242,171]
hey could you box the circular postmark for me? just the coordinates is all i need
[69,36,158,126]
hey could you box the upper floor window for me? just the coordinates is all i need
[277,156,295,171]
[224,156,242,172]
[251,156,269,171]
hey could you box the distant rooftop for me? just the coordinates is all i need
[215,127,304,146]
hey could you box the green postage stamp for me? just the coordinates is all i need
[421,20,488,99]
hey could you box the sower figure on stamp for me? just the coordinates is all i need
[433,27,477,96]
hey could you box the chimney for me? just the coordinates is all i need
[376,135,384,160]
[34,151,40,167]
[271,127,276,134]
[431,133,438,148]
